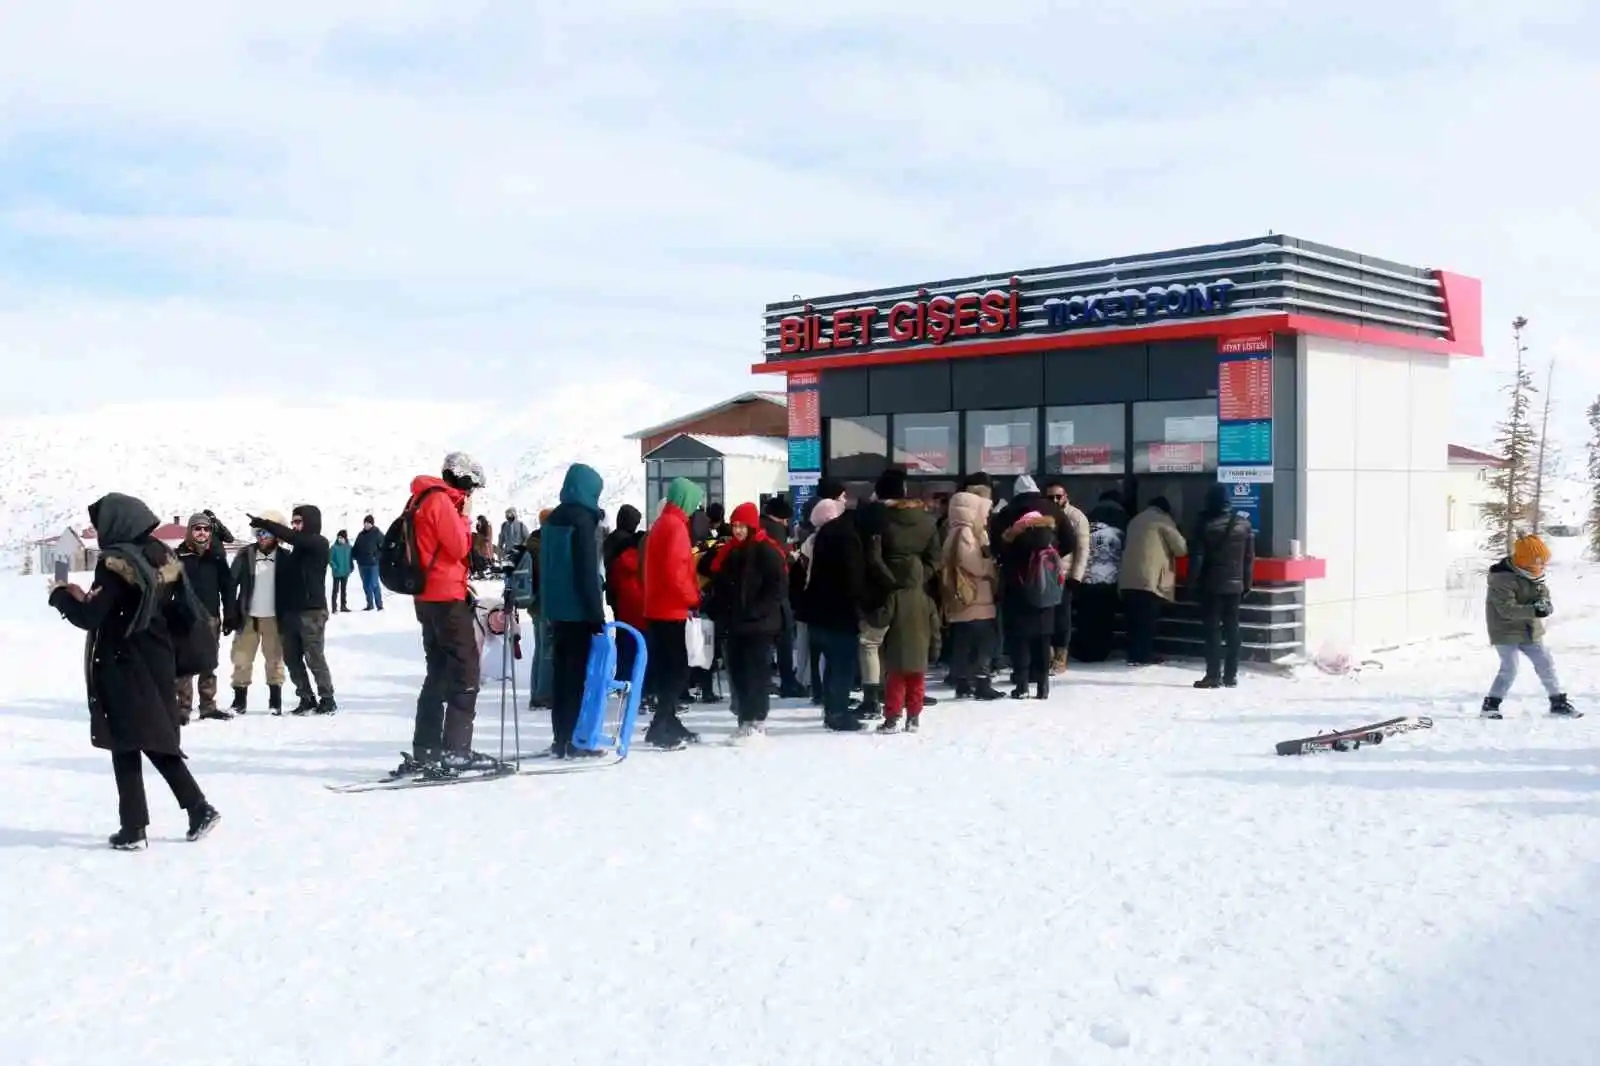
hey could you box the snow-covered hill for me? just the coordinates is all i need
[0,381,688,567]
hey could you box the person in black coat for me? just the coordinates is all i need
[249,505,336,714]
[707,502,788,737]
[48,492,221,850]
[801,499,868,731]
[174,512,235,721]
[1189,484,1257,688]
[990,476,1074,699]
[352,515,385,610]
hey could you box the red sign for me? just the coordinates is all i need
[787,390,820,437]
[1059,445,1112,468]
[778,278,1021,355]
[787,370,820,388]
[908,449,950,473]
[1219,332,1273,355]
[1148,442,1205,473]
[1217,357,1272,422]
[980,445,1029,475]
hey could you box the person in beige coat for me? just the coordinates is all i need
[940,490,1003,700]
[1043,478,1092,673]
[1118,496,1186,665]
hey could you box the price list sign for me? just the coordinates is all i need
[787,371,823,506]
[1216,333,1274,482]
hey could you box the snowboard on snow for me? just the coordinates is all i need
[1275,716,1433,756]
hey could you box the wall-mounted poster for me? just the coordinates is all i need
[1147,442,1205,473]
[1165,414,1217,443]
[1059,444,1114,471]
[980,422,1031,474]
[902,426,952,474]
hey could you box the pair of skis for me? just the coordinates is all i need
[325,748,625,793]
[1275,715,1433,756]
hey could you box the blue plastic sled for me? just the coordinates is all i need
[570,622,648,759]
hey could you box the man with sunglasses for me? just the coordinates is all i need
[248,505,337,715]
[1042,479,1091,674]
[225,510,289,714]
[175,512,235,721]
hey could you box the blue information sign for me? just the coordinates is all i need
[1225,481,1262,531]
[1218,420,1272,466]
[788,437,821,471]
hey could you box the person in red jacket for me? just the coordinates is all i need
[640,477,704,750]
[603,504,647,682]
[401,451,487,778]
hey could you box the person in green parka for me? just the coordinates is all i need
[857,468,941,733]
[329,530,355,614]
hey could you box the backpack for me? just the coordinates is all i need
[379,486,446,596]
[1021,544,1066,609]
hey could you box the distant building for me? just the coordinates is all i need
[627,394,791,520]
[1446,444,1506,534]
[626,392,788,458]
[34,515,245,575]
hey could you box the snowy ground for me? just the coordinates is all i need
[3,553,1600,1066]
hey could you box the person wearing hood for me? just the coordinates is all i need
[398,451,491,776]
[992,477,1072,700]
[499,508,530,559]
[603,504,647,683]
[329,530,354,613]
[941,490,1003,700]
[858,468,941,732]
[640,477,706,750]
[352,515,385,611]
[1187,484,1255,688]
[249,503,336,715]
[539,463,608,758]
[174,512,235,721]
[48,492,221,849]
[225,509,289,714]
[705,502,788,739]
[1481,534,1579,718]
[1073,491,1130,663]
[1118,496,1186,666]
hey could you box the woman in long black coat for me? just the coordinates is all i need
[48,492,221,850]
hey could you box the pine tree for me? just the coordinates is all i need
[1586,397,1600,560]
[1481,317,1539,555]
[1531,356,1557,533]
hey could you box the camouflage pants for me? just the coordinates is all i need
[176,616,222,710]
[281,609,334,701]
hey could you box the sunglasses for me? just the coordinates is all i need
[1047,493,1067,502]
[254,530,273,539]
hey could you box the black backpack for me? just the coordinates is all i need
[379,486,446,596]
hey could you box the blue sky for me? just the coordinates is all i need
[1,0,1597,452]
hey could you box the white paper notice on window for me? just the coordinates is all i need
[1165,415,1217,443]
[1047,421,1074,447]
[983,423,1011,448]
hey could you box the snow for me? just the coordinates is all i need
[681,433,790,462]
[4,545,1600,1064]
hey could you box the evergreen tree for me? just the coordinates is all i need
[1586,397,1600,560]
[1480,317,1539,554]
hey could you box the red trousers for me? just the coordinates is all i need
[884,671,926,719]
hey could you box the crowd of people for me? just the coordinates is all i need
[55,450,1576,848]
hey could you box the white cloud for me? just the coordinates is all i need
[0,0,1596,451]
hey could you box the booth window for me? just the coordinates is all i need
[892,412,959,476]
[644,458,723,520]
[828,416,890,478]
[1044,404,1126,475]
[1132,399,1218,473]
[966,408,1037,477]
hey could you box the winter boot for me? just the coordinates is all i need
[267,684,283,715]
[1010,684,1030,700]
[1480,696,1504,719]
[973,677,1006,701]
[824,713,864,732]
[856,684,883,722]
[108,826,147,850]
[314,695,338,715]
[1035,677,1050,700]
[230,686,248,714]
[1549,693,1583,718]
[905,714,921,733]
[186,805,221,842]
[290,693,318,716]
[199,703,233,721]
[952,680,972,699]
[1050,648,1069,676]
[1193,675,1223,690]
[877,715,902,733]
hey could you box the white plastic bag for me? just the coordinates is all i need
[686,615,714,669]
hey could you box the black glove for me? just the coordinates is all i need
[1067,577,1082,590]
[247,514,265,529]
[1534,602,1552,618]
[222,614,239,635]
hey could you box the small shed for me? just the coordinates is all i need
[640,433,790,520]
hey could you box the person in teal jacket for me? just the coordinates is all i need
[329,530,355,614]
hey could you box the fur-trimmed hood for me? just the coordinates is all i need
[1001,512,1057,543]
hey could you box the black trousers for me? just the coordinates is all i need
[113,750,204,829]
[647,619,690,717]
[1051,588,1074,652]
[1203,593,1243,681]
[727,633,775,723]
[549,621,594,747]
[331,577,349,611]
[776,600,799,689]
[1006,614,1052,687]
[947,618,997,686]
[413,599,481,757]
[1122,590,1163,664]
[1072,584,1119,662]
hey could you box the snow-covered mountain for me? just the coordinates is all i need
[1,381,689,567]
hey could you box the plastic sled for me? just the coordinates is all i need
[522,622,647,773]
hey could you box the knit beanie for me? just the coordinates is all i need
[730,502,760,528]
[1512,534,1551,576]
[811,499,846,528]
[1013,474,1038,495]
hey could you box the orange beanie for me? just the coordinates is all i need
[1512,534,1550,575]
